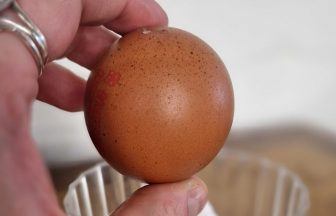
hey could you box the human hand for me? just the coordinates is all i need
[0,0,208,215]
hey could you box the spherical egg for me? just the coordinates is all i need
[84,27,234,183]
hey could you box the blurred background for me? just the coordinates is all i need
[32,0,336,215]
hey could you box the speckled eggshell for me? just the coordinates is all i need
[84,27,234,183]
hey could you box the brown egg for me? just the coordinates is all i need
[84,27,234,183]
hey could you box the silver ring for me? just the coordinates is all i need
[0,0,48,76]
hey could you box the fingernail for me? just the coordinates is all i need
[187,179,207,216]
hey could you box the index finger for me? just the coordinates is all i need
[81,0,168,34]
[17,0,167,59]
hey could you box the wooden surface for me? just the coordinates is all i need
[50,125,336,215]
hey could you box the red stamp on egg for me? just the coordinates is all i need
[106,70,121,87]
[95,90,107,106]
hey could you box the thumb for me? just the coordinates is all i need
[112,177,208,216]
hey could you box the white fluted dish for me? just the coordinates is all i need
[64,149,310,216]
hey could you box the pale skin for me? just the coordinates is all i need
[0,0,208,215]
